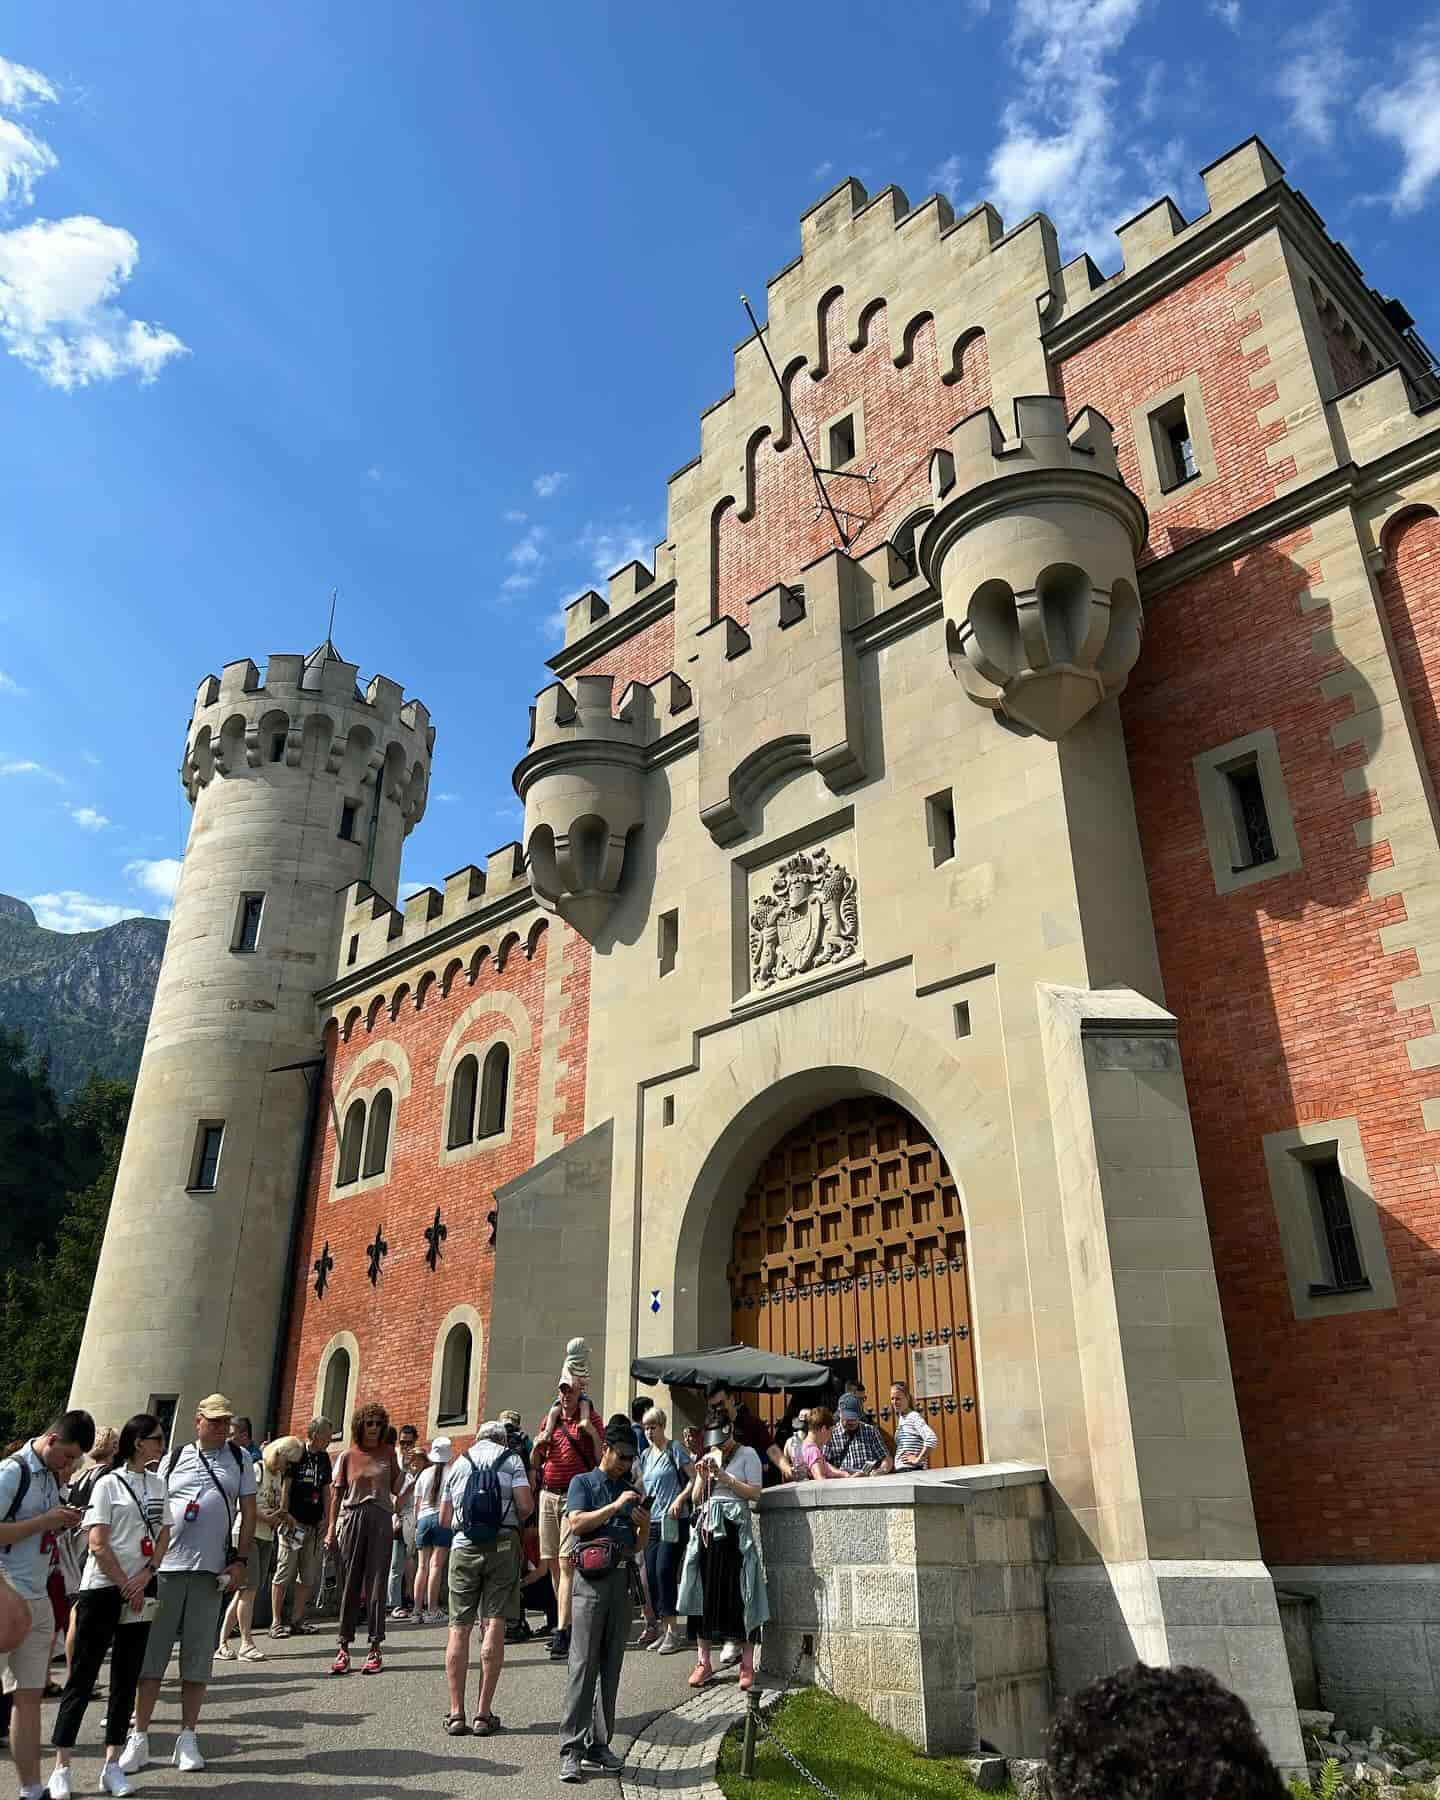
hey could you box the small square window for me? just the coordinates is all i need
[658,908,678,978]
[1307,1154,1367,1293]
[1153,397,1199,491]
[828,414,857,468]
[926,790,957,868]
[269,733,286,763]
[1193,727,1300,895]
[234,892,264,954]
[339,801,359,842]
[190,1121,225,1192]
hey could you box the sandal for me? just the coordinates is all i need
[270,1624,292,1639]
[214,1644,236,1661]
[238,1645,266,1661]
[473,1712,502,1736]
[444,1712,471,1736]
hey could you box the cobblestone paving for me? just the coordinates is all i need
[621,1683,781,1800]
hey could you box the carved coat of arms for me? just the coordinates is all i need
[750,847,860,990]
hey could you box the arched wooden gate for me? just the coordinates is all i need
[727,1096,982,1467]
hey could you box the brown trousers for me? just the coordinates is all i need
[337,1502,393,1648]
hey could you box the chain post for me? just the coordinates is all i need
[740,1689,760,1777]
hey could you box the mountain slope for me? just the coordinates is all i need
[0,896,167,1098]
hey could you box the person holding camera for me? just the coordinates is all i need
[48,1414,170,1798]
[556,1414,650,1785]
[676,1409,768,1693]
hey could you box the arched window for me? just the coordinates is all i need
[337,1099,366,1185]
[448,1054,478,1148]
[322,1346,351,1428]
[362,1089,392,1178]
[436,1323,472,1428]
[892,508,932,582]
[478,1042,509,1138]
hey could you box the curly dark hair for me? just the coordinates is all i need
[1049,1663,1289,1800]
[350,1401,389,1446]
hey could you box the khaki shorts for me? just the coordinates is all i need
[537,1489,576,1562]
[0,1596,53,1695]
[274,1526,321,1592]
[139,1571,226,1686]
[243,1535,275,1593]
[448,1532,521,1627]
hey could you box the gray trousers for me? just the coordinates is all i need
[559,1568,633,1758]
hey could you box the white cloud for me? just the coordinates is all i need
[579,520,654,580]
[434,791,460,803]
[0,53,186,389]
[1276,14,1354,147]
[501,571,537,594]
[502,508,528,523]
[509,529,545,568]
[532,471,568,498]
[399,878,434,902]
[66,804,108,830]
[124,856,182,913]
[1368,49,1440,213]
[0,216,188,390]
[80,749,101,766]
[1209,0,1240,27]
[928,153,966,205]
[0,54,58,113]
[25,890,140,933]
[0,669,22,694]
[813,160,834,182]
[0,756,62,780]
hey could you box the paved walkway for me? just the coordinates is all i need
[38,1620,753,1798]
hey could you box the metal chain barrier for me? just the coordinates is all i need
[739,1608,843,1798]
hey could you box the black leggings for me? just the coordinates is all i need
[52,1589,151,1750]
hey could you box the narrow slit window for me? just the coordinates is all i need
[662,1095,675,1127]
[448,1054,478,1149]
[337,1100,366,1185]
[658,908,679,978]
[191,1122,225,1192]
[1309,1154,1367,1292]
[1225,759,1276,871]
[1153,396,1199,490]
[828,414,856,467]
[322,1349,351,1430]
[339,800,359,842]
[347,934,359,967]
[478,1042,509,1139]
[234,892,264,953]
[926,789,957,867]
[953,1001,972,1040]
[437,1324,473,1428]
[362,1089,392,1179]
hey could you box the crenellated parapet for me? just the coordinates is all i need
[181,641,434,833]
[919,397,1148,739]
[512,671,696,937]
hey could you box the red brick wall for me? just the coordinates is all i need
[278,918,592,1452]
[1055,250,1295,562]
[1378,508,1440,806]
[1325,324,1374,395]
[714,306,990,624]
[569,609,677,698]
[1121,525,1440,1563]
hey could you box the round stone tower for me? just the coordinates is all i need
[70,642,433,1434]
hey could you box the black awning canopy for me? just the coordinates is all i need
[629,1344,832,1394]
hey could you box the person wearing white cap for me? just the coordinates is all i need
[413,1437,453,1627]
[121,1394,255,1778]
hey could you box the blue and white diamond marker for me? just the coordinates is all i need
[650,1288,663,1315]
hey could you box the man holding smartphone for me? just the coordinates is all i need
[0,1409,96,1800]
[557,1415,650,1784]
[827,1394,893,1475]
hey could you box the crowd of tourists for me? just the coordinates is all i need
[0,1350,941,1792]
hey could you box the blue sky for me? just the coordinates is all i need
[2,0,1437,930]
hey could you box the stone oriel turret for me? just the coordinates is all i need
[70,642,433,1434]
[919,397,1148,738]
[515,671,693,937]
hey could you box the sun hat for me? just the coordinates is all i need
[428,1436,453,1465]
[498,1409,522,1430]
[196,1393,234,1420]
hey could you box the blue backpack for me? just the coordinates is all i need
[457,1449,517,1544]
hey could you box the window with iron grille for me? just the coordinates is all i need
[1309,1154,1367,1291]
[1225,760,1277,870]
[234,892,264,953]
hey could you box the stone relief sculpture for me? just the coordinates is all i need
[750,847,860,990]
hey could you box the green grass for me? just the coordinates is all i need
[716,1688,1011,1800]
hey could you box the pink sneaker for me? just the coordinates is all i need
[331,1648,350,1675]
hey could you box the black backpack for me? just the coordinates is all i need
[457,1449,517,1545]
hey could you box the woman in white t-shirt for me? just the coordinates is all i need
[889,1381,939,1470]
[48,1412,170,1799]
[677,1410,767,1693]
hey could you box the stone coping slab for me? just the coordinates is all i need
[757,1459,1048,1510]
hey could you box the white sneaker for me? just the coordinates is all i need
[100,1764,135,1797]
[656,1629,686,1654]
[48,1767,73,1799]
[117,1731,149,1775]
[173,1729,205,1772]
[718,1641,740,1668]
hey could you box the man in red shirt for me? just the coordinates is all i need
[531,1385,602,1661]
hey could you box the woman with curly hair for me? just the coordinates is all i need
[325,1403,400,1676]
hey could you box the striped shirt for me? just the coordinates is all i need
[893,1409,939,1468]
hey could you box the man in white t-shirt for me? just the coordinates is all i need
[438,1423,533,1736]
[120,1395,256,1778]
